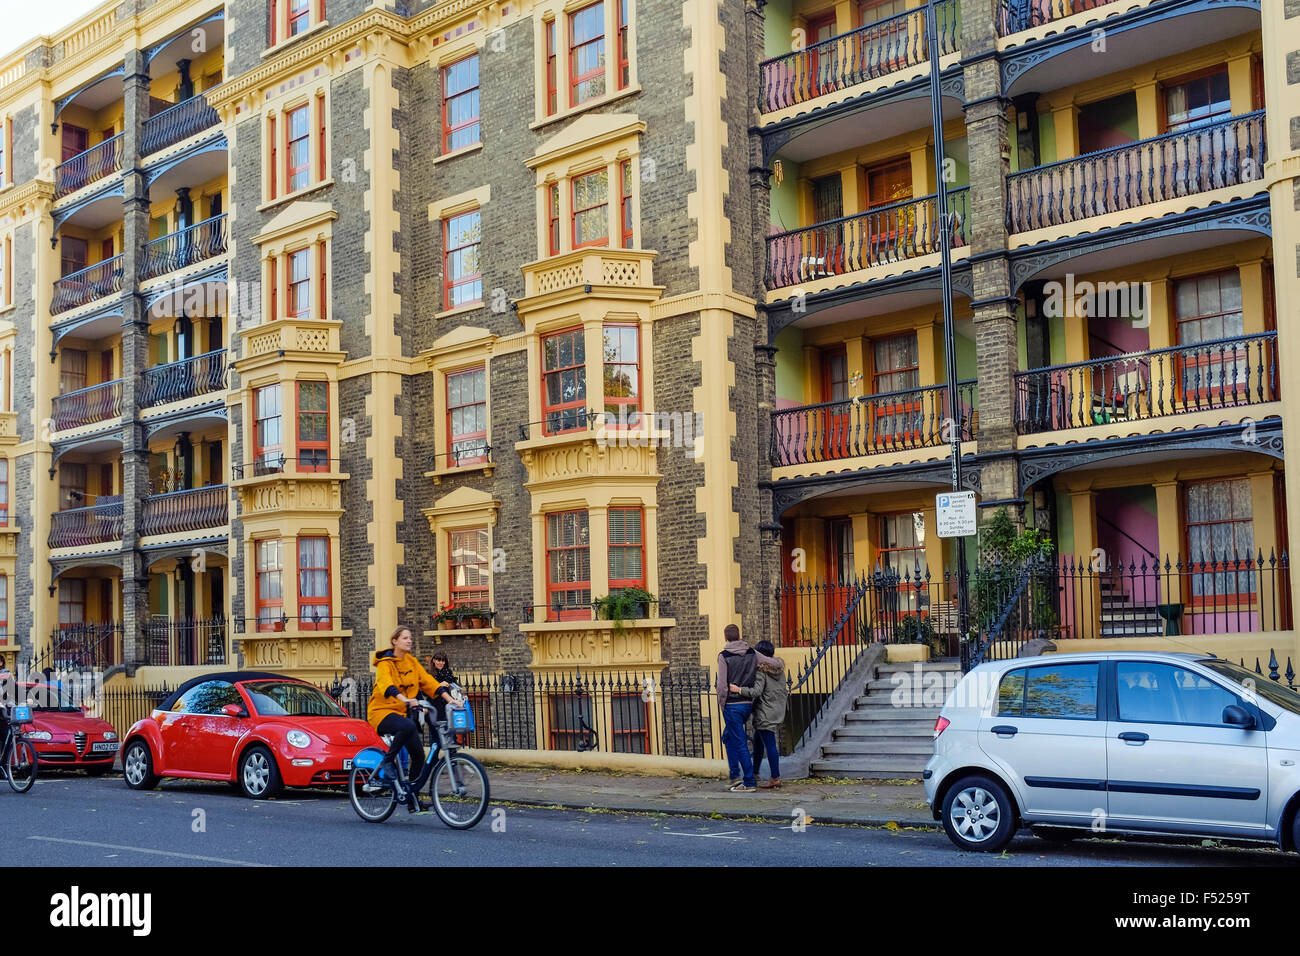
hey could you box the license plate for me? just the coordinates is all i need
[343,758,353,770]
[90,742,119,753]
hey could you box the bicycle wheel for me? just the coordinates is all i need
[429,753,489,830]
[6,739,37,794]
[348,764,396,823]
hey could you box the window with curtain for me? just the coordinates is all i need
[297,536,330,628]
[1164,68,1231,132]
[1175,270,1246,398]
[546,510,590,618]
[449,528,490,608]
[256,539,283,629]
[1185,478,1255,601]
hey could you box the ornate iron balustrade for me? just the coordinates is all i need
[138,215,228,282]
[140,348,228,407]
[140,485,228,537]
[771,380,977,466]
[52,256,124,314]
[765,188,970,290]
[1006,111,1266,233]
[51,379,123,431]
[33,623,124,673]
[1014,332,1277,434]
[759,0,959,112]
[997,0,1114,36]
[143,617,228,667]
[54,133,124,198]
[48,496,124,549]
[140,93,221,155]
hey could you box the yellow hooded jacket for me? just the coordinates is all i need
[367,648,444,731]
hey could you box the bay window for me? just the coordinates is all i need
[608,507,644,590]
[297,536,330,628]
[256,538,283,630]
[542,327,587,435]
[254,384,283,474]
[546,510,590,619]
[572,169,608,248]
[296,381,329,471]
[602,324,640,427]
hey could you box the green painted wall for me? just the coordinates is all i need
[770,158,801,232]
[765,0,794,57]
[774,325,805,403]
[944,136,970,190]
[1056,490,1075,555]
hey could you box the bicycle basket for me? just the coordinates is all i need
[11,706,31,724]
[448,702,475,733]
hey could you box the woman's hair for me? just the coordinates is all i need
[389,625,411,645]
[756,640,775,657]
[432,652,449,666]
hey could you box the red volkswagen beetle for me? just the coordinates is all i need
[121,671,383,799]
[19,682,119,773]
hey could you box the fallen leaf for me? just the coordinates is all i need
[884,820,899,831]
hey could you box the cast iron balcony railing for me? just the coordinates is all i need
[48,496,124,549]
[1006,111,1266,233]
[138,215,228,282]
[52,256,125,314]
[759,0,959,112]
[34,622,125,673]
[997,0,1115,36]
[51,379,123,431]
[54,133,124,199]
[140,484,228,537]
[770,380,977,466]
[230,456,345,480]
[140,93,221,156]
[1014,332,1277,434]
[140,348,228,407]
[765,187,970,290]
[143,617,228,667]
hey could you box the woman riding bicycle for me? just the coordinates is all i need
[367,626,456,811]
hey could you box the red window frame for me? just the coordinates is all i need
[269,253,279,321]
[572,168,609,249]
[878,511,927,613]
[601,323,640,428]
[0,575,8,636]
[547,693,594,750]
[315,92,326,181]
[296,536,330,630]
[619,159,632,248]
[287,247,311,318]
[443,209,482,310]
[871,332,922,444]
[615,0,629,90]
[0,458,8,526]
[542,326,587,435]
[254,384,283,473]
[545,18,558,115]
[546,509,591,620]
[610,693,650,754]
[548,182,561,256]
[317,240,327,322]
[0,236,10,308]
[296,380,329,472]
[285,104,310,193]
[448,527,490,608]
[0,118,8,190]
[446,366,487,467]
[287,0,310,37]
[255,538,283,631]
[269,0,278,46]
[1184,478,1256,608]
[607,506,644,590]
[568,1,606,107]
[267,114,277,200]
[441,54,481,153]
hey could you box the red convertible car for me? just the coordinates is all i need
[121,671,383,799]
[18,682,118,772]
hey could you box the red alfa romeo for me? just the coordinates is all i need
[121,671,383,799]
[19,682,119,772]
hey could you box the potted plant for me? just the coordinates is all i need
[893,613,940,658]
[594,587,657,632]
[466,609,490,629]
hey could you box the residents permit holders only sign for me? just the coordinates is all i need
[935,491,976,538]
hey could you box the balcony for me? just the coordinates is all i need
[140,485,229,538]
[52,257,124,314]
[765,188,970,291]
[54,134,124,200]
[759,0,959,113]
[48,497,124,549]
[143,617,228,667]
[37,623,124,672]
[141,94,221,157]
[1015,332,1277,435]
[771,381,978,467]
[139,215,228,283]
[141,349,229,408]
[52,379,123,431]
[1006,111,1266,235]
[997,0,1115,36]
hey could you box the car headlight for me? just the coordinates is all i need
[286,730,311,748]
[25,731,52,741]
[103,731,117,741]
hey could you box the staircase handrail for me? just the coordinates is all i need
[966,561,1036,671]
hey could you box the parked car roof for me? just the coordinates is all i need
[159,671,301,711]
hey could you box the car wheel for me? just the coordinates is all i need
[122,740,159,790]
[1034,826,1081,843]
[238,745,283,799]
[940,775,1017,852]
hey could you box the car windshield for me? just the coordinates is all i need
[241,681,346,718]
[23,683,82,713]
[1199,660,1300,716]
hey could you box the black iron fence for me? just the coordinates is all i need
[1006,111,1266,233]
[759,0,959,112]
[139,215,229,282]
[51,379,124,430]
[1015,332,1278,433]
[140,348,229,407]
[54,133,123,198]
[141,93,221,155]
[95,683,174,739]
[770,380,977,466]
[997,0,1113,35]
[140,485,228,537]
[52,256,125,314]
[522,599,670,625]
[765,187,971,290]
[231,456,345,480]
[48,496,124,548]
[142,618,228,667]
[29,623,125,674]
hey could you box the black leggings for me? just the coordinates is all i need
[377,713,425,778]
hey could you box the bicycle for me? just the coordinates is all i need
[0,705,37,794]
[348,693,489,829]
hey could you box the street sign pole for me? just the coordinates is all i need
[925,0,970,646]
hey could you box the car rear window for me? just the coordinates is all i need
[997,663,1099,719]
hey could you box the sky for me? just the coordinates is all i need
[3,0,107,61]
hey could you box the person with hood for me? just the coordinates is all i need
[716,623,767,792]
[367,626,457,811]
[730,640,788,789]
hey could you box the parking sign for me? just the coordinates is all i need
[935,491,977,538]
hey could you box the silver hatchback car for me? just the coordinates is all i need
[925,651,1300,853]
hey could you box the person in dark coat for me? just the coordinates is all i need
[731,640,788,788]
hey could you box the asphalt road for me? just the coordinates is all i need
[1,770,1294,867]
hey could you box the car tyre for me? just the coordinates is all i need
[940,775,1017,852]
[122,740,160,790]
[238,745,284,800]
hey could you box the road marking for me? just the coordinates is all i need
[27,836,270,867]
[663,830,745,841]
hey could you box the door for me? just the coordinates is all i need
[61,125,88,162]
[186,681,247,775]
[805,13,839,97]
[1106,660,1268,834]
[864,159,913,262]
[856,0,910,74]
[825,518,856,644]
[819,346,850,460]
[61,238,87,278]
[810,173,844,276]
[871,333,922,447]
[978,662,1108,822]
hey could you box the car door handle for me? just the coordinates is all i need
[990,725,1018,736]
[1118,732,1148,743]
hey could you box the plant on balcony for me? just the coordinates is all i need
[435,604,483,630]
[464,608,493,629]
[594,587,657,632]
[972,507,1057,636]
[893,613,941,657]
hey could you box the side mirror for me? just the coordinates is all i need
[1223,704,1255,729]
[222,703,247,718]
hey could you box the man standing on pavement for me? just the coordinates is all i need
[717,624,758,792]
